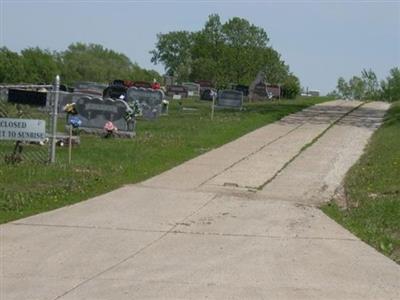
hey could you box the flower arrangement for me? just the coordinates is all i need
[63,103,77,115]
[103,121,118,138]
[129,100,142,117]
[68,116,82,128]
[124,108,135,122]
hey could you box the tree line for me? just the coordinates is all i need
[0,43,162,86]
[150,14,300,98]
[330,68,400,102]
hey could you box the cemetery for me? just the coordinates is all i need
[1,8,400,299]
[0,69,312,170]
[0,78,327,223]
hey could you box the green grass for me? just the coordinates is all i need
[0,96,329,223]
[323,101,400,263]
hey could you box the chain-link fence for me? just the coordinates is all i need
[0,83,56,164]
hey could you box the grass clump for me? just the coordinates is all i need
[0,96,328,223]
[323,101,400,263]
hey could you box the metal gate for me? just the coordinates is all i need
[0,76,60,164]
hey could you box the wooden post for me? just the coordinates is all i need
[211,94,215,120]
[68,125,72,164]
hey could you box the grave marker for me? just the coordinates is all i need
[8,89,47,106]
[249,71,268,101]
[126,87,164,120]
[216,90,243,109]
[166,85,188,99]
[133,81,152,89]
[72,96,134,136]
[182,82,200,97]
[73,82,107,96]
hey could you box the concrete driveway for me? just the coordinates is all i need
[1,100,399,299]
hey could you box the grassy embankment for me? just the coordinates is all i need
[323,101,400,263]
[0,97,329,223]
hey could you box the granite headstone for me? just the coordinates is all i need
[182,82,200,97]
[72,96,134,135]
[216,90,243,109]
[126,87,164,120]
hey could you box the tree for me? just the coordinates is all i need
[0,47,25,83]
[150,31,193,81]
[130,63,162,82]
[60,43,133,84]
[191,14,225,85]
[221,17,269,84]
[337,77,351,99]
[381,67,400,102]
[150,14,296,94]
[281,73,300,99]
[349,76,365,100]
[259,48,289,84]
[361,69,380,100]
[20,47,60,83]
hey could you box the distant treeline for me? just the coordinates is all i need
[150,14,300,98]
[329,68,400,102]
[0,43,162,86]
[1,15,302,99]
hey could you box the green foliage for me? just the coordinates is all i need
[130,63,162,82]
[334,68,400,102]
[150,14,299,96]
[337,75,366,100]
[20,47,60,83]
[150,31,194,81]
[281,73,301,99]
[0,43,162,85]
[348,75,365,100]
[0,96,328,223]
[323,101,400,263]
[60,43,133,84]
[0,47,25,83]
[337,76,351,99]
[381,67,400,102]
[362,69,380,100]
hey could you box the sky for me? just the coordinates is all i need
[1,0,399,95]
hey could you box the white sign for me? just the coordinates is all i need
[0,118,46,142]
[172,94,182,100]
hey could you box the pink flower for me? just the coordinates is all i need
[104,121,117,132]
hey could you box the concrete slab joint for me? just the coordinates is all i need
[2,100,399,300]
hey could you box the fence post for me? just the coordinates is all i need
[50,75,60,163]
[211,93,215,121]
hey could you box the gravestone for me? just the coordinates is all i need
[133,81,152,89]
[253,82,268,99]
[47,91,89,114]
[0,88,8,101]
[233,85,249,97]
[166,85,188,99]
[72,96,134,136]
[196,80,214,95]
[8,89,48,106]
[249,71,268,101]
[73,82,107,96]
[103,85,127,99]
[182,82,200,97]
[216,90,243,109]
[266,84,281,99]
[126,87,163,120]
[200,88,217,101]
[164,75,176,86]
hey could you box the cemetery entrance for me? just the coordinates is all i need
[0,81,58,164]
